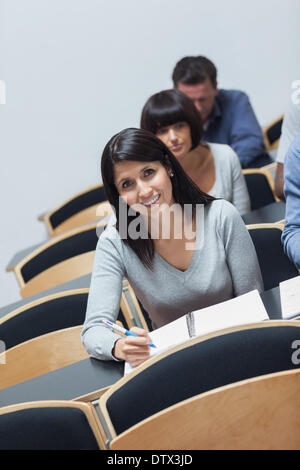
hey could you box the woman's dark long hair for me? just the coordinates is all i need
[140,89,203,149]
[101,128,215,269]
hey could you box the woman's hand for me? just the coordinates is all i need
[113,327,151,367]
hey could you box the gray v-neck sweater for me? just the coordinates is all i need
[82,199,263,361]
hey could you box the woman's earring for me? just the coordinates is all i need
[170,172,174,178]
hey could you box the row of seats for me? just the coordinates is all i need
[1,320,300,449]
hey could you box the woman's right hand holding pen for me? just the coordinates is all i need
[113,327,151,367]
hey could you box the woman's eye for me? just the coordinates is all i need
[176,122,185,129]
[122,180,132,189]
[157,128,167,135]
[144,168,155,177]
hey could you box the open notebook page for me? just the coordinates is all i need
[124,315,189,375]
[124,289,269,375]
[192,289,269,335]
[280,276,300,319]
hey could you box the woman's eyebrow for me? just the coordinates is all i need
[116,176,128,187]
[140,165,152,172]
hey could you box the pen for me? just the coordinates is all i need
[101,319,157,348]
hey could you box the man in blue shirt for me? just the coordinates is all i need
[172,56,272,168]
[282,135,300,268]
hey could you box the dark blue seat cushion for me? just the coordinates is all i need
[21,226,104,282]
[249,228,299,290]
[50,185,107,229]
[0,407,99,450]
[107,325,300,434]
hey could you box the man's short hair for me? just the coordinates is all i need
[172,56,217,88]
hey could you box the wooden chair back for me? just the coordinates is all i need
[263,114,284,151]
[39,183,111,237]
[49,201,112,237]
[110,368,300,450]
[0,325,89,390]
[242,168,279,211]
[10,221,106,298]
[20,251,95,298]
[0,289,90,349]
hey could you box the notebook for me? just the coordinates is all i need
[124,289,269,375]
[280,276,300,319]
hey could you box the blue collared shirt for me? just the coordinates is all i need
[282,135,300,268]
[203,89,269,168]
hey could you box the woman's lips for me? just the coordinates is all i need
[141,194,160,207]
[171,144,182,152]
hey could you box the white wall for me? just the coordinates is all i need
[0,0,300,307]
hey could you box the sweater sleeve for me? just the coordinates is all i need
[81,230,126,361]
[282,137,300,268]
[276,101,300,164]
[228,147,251,215]
[218,201,264,296]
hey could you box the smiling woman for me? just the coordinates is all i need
[114,160,174,210]
[81,128,263,368]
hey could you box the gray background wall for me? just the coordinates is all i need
[1,0,300,307]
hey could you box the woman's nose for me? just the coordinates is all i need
[168,129,178,142]
[137,180,152,198]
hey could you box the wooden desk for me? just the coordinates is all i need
[0,286,293,408]
[0,357,124,407]
[242,201,286,225]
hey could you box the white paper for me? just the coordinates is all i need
[148,314,189,349]
[124,290,268,375]
[280,276,300,319]
[192,289,269,336]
